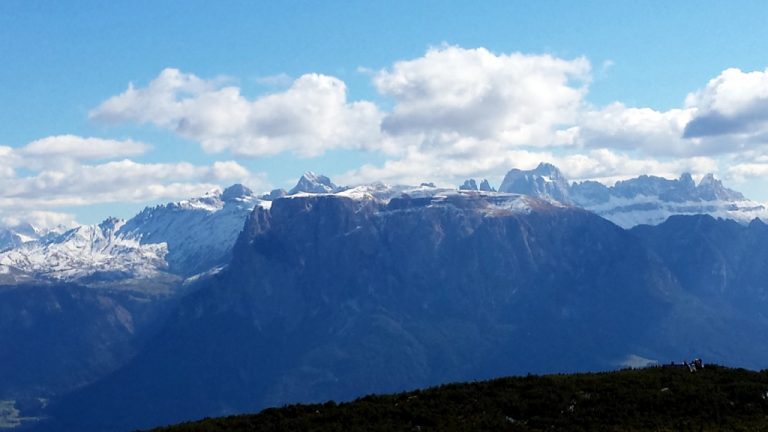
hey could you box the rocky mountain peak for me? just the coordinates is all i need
[479,179,495,192]
[698,173,717,187]
[459,178,496,192]
[263,188,287,200]
[498,162,572,204]
[221,184,254,202]
[696,173,744,201]
[679,172,695,189]
[534,162,565,178]
[289,171,338,195]
[459,179,478,191]
[98,217,124,233]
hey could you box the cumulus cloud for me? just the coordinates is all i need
[336,46,725,188]
[573,103,696,156]
[1,159,259,205]
[0,135,267,221]
[556,149,718,184]
[684,67,768,138]
[0,146,17,178]
[73,47,768,204]
[375,46,590,148]
[0,210,79,231]
[90,68,383,157]
[208,160,252,181]
[571,67,768,159]
[727,162,768,181]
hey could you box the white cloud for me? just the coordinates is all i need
[0,210,79,231]
[74,48,768,205]
[20,135,149,160]
[0,135,267,221]
[575,67,768,158]
[556,149,718,184]
[573,103,696,156]
[88,68,216,127]
[684,67,768,138]
[0,146,16,178]
[208,160,252,181]
[338,144,718,189]
[374,45,590,148]
[1,159,261,205]
[90,68,384,157]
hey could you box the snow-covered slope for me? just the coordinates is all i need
[0,223,67,252]
[576,195,768,228]
[0,227,27,251]
[118,184,265,276]
[0,184,265,283]
[289,178,539,217]
[0,218,168,282]
[3,167,763,283]
[571,173,768,227]
[499,162,572,204]
[499,164,768,227]
[288,171,338,194]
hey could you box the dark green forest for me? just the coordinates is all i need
[150,365,768,431]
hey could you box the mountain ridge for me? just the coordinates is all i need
[0,184,265,284]
[2,165,764,284]
[497,163,766,227]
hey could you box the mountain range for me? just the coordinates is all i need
[2,165,763,287]
[3,165,768,431]
[460,162,768,227]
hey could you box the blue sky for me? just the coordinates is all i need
[2,1,768,225]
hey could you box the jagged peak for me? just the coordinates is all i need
[289,171,338,195]
[499,162,572,204]
[695,173,744,201]
[301,171,324,182]
[698,173,718,187]
[535,161,561,173]
[459,179,478,191]
[221,184,254,202]
[263,188,287,200]
[479,179,495,192]
[679,172,695,188]
[98,217,124,232]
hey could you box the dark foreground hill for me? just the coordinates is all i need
[152,365,768,432]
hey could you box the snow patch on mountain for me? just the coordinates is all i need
[288,172,338,195]
[499,163,767,227]
[582,195,768,228]
[2,167,764,283]
[0,218,168,281]
[0,223,68,252]
[117,184,265,275]
[303,179,536,216]
[499,162,572,204]
[0,184,265,283]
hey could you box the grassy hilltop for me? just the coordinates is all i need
[151,365,768,432]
